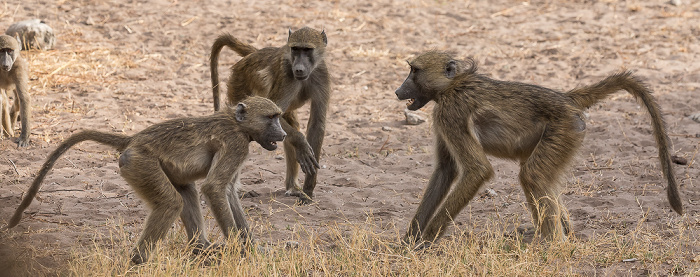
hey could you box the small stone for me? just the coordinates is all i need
[689,112,700,123]
[404,109,426,125]
[482,188,497,198]
[6,19,56,50]
[669,0,681,6]
[275,155,284,160]
[671,155,688,165]
[382,126,392,131]
[85,16,95,26]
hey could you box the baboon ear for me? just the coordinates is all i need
[445,60,458,79]
[321,30,328,46]
[235,103,248,122]
[288,28,292,41]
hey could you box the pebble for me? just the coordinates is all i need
[404,109,426,125]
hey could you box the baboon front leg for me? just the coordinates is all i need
[302,94,329,197]
[176,184,212,253]
[281,111,313,203]
[226,184,251,243]
[0,92,12,137]
[420,135,494,242]
[404,138,457,244]
[119,154,184,264]
[13,84,31,147]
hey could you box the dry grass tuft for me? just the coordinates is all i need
[66,215,700,276]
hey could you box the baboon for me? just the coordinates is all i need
[3,96,286,264]
[395,51,683,244]
[0,35,31,147]
[210,27,330,203]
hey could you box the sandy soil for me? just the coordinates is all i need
[1,0,699,275]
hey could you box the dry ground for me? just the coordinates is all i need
[0,0,699,275]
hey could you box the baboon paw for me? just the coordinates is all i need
[241,190,261,198]
[16,137,29,147]
[285,189,313,204]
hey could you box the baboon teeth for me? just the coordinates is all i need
[407,98,415,106]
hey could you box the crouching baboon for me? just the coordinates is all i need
[210,27,331,203]
[3,96,286,264]
[396,51,683,244]
[0,35,31,147]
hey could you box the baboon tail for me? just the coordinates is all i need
[210,33,258,111]
[3,130,131,230]
[566,71,683,215]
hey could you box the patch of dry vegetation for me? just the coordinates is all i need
[63,215,699,276]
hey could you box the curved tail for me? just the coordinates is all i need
[3,130,131,229]
[566,71,683,215]
[210,33,258,111]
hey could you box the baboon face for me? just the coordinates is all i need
[395,51,467,110]
[287,27,327,80]
[235,98,286,151]
[0,35,19,72]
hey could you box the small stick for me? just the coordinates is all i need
[8,158,19,175]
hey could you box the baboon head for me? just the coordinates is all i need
[287,27,327,80]
[395,51,476,110]
[235,96,286,150]
[0,35,20,72]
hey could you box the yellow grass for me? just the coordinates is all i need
[63,215,699,276]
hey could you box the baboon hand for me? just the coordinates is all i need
[295,139,320,175]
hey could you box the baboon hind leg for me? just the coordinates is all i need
[120,152,184,264]
[519,134,579,241]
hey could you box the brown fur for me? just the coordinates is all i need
[0,35,31,147]
[395,51,683,243]
[210,27,331,202]
[2,96,286,264]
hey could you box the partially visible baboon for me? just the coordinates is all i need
[2,96,286,264]
[210,27,330,203]
[0,35,30,147]
[395,51,683,244]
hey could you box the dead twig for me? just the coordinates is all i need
[8,158,20,175]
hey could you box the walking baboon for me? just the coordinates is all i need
[210,27,330,203]
[3,96,286,264]
[396,51,683,243]
[0,35,30,147]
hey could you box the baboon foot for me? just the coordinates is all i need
[130,250,147,265]
[241,190,261,198]
[192,242,223,255]
[285,187,313,204]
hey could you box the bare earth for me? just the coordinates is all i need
[1,0,699,275]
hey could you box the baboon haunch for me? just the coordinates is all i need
[396,51,683,243]
[3,96,286,264]
[210,27,331,203]
[0,35,31,147]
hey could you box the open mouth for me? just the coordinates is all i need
[406,98,415,106]
[259,140,279,151]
